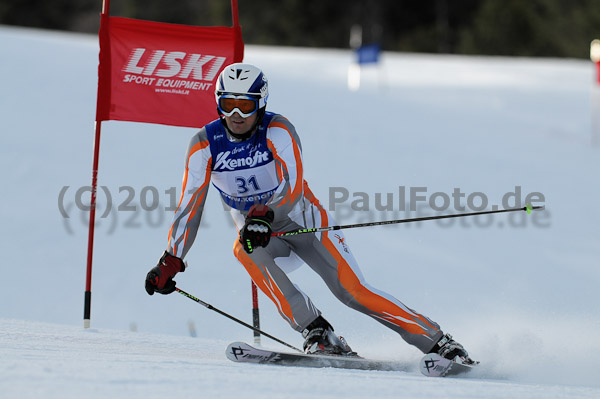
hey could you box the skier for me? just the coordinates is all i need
[144,62,475,364]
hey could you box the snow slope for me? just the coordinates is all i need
[1,25,599,398]
[2,319,598,399]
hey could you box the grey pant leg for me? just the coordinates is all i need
[234,237,321,332]
[283,231,443,353]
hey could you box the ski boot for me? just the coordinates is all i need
[430,333,477,365]
[302,316,357,357]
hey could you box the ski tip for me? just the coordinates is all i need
[226,341,253,362]
[419,353,476,377]
[526,203,532,214]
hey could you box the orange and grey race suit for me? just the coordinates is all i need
[167,111,443,353]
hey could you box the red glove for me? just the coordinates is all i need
[145,251,186,295]
[240,204,275,254]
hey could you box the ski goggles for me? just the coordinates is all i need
[218,94,259,118]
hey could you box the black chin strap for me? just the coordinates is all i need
[218,107,266,140]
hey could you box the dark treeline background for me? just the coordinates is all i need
[2,0,600,59]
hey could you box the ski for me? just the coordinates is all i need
[226,341,413,372]
[419,353,476,377]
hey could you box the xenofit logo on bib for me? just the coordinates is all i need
[214,150,270,171]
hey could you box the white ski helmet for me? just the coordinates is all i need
[215,63,269,111]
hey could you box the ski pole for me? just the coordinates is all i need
[175,287,302,353]
[272,204,544,237]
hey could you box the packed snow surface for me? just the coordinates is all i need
[0,25,599,398]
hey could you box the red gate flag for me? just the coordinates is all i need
[96,15,244,128]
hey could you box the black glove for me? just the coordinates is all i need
[240,204,275,254]
[145,251,186,295]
